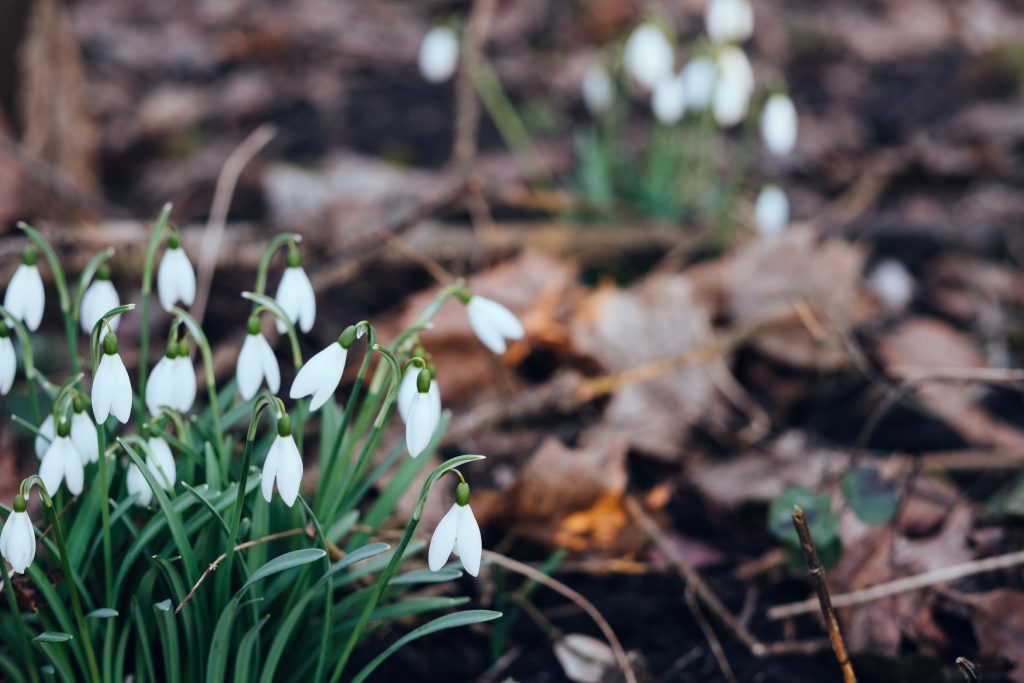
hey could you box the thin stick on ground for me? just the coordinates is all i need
[684,584,738,683]
[769,546,1024,620]
[481,549,639,683]
[791,505,857,683]
[175,527,303,613]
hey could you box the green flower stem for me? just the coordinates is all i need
[169,307,226,473]
[17,223,77,374]
[20,476,102,683]
[241,292,303,370]
[389,281,469,354]
[253,233,302,298]
[0,553,41,683]
[1,302,43,425]
[327,455,485,683]
[95,424,113,605]
[139,203,172,399]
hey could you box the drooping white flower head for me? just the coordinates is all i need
[80,265,121,334]
[418,26,460,84]
[869,260,914,313]
[465,294,525,355]
[126,464,153,507]
[4,247,45,332]
[70,398,99,464]
[652,72,688,125]
[397,363,425,422]
[40,421,84,496]
[126,433,176,506]
[274,249,316,334]
[173,352,197,414]
[0,498,36,574]
[705,0,754,44]
[92,332,133,424]
[0,322,15,395]
[34,414,54,459]
[290,327,356,411]
[624,23,675,91]
[428,481,482,577]
[681,56,716,111]
[157,233,196,310]
[755,184,789,236]
[405,369,441,458]
[261,414,303,507]
[582,61,614,116]
[712,45,754,128]
[761,93,798,156]
[237,316,281,401]
[146,349,176,416]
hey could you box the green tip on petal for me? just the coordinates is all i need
[103,332,119,356]
[456,481,470,506]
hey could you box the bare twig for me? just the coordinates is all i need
[791,506,857,683]
[175,527,303,613]
[192,124,277,324]
[769,546,1024,620]
[956,656,979,682]
[452,0,497,173]
[685,584,737,683]
[482,549,639,683]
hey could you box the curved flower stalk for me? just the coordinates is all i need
[290,324,360,411]
[463,293,525,354]
[261,412,303,507]
[760,92,798,156]
[157,231,196,310]
[79,264,121,333]
[274,245,316,334]
[0,495,35,574]
[4,246,45,332]
[40,418,84,496]
[428,478,482,576]
[418,25,459,84]
[624,23,674,91]
[0,320,15,394]
[237,315,281,400]
[92,332,133,424]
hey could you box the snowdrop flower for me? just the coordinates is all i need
[405,369,441,458]
[290,327,357,411]
[0,496,35,574]
[428,481,482,577]
[582,61,613,116]
[237,316,281,400]
[126,432,177,507]
[34,414,54,459]
[146,346,176,415]
[4,246,45,332]
[465,294,524,355]
[172,344,197,414]
[157,233,196,310]
[705,0,754,44]
[0,321,15,395]
[681,56,716,110]
[761,93,798,156]
[418,26,460,84]
[652,72,688,124]
[70,397,98,464]
[274,248,316,334]
[92,332,133,424]
[262,414,303,507]
[80,264,121,334]
[40,419,84,496]
[624,23,674,91]
[126,464,153,507]
[869,260,914,313]
[755,184,789,236]
[397,363,427,422]
[712,46,754,128]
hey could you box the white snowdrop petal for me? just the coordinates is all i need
[62,439,85,496]
[1,511,36,574]
[706,0,754,44]
[261,437,282,503]
[174,356,197,413]
[405,393,438,457]
[418,26,460,83]
[295,269,316,333]
[106,353,133,423]
[146,356,173,416]
[7,265,46,332]
[473,297,525,340]
[92,357,114,423]
[148,437,177,489]
[0,336,15,394]
[257,334,281,394]
[157,250,177,311]
[291,343,345,410]
[761,93,798,156]
[158,247,196,310]
[35,414,54,459]
[624,23,675,90]
[755,184,789,236]
[71,411,99,464]
[397,368,419,422]
[40,438,68,495]
[274,268,316,334]
[652,72,688,125]
[237,335,263,400]
[126,464,153,507]
[3,266,27,326]
[455,504,482,577]
[174,249,197,306]
[428,504,461,571]
[582,62,613,115]
[428,380,441,422]
[681,57,716,110]
[81,281,121,334]
[275,436,303,507]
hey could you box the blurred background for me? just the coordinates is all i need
[4,0,1024,681]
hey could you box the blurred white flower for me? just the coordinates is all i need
[0,324,15,395]
[275,261,316,334]
[428,483,481,577]
[40,426,84,496]
[624,23,674,91]
[290,337,349,411]
[237,319,281,401]
[755,184,789,236]
[681,56,716,110]
[466,295,524,355]
[705,0,754,44]
[405,374,441,458]
[262,417,303,507]
[418,26,460,84]
[157,235,196,310]
[713,46,754,127]
[5,248,45,332]
[80,266,121,334]
[0,503,35,574]
[652,72,688,124]
[582,61,614,116]
[93,334,133,424]
[127,436,177,506]
[761,93,798,156]
[869,260,914,313]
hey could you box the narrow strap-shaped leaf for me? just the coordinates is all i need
[152,601,181,683]
[232,616,269,683]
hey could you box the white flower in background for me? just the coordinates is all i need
[126,464,153,507]
[173,349,197,414]
[146,349,176,415]
[418,26,460,84]
[624,23,674,91]
[80,264,121,334]
[71,399,99,464]
[397,364,424,422]
[261,415,303,507]
[652,72,688,124]
[428,481,482,577]
[34,414,54,458]
[157,233,196,310]
[705,0,754,44]
[405,369,441,458]
[761,93,798,156]
[4,246,45,332]
[0,498,35,574]
[681,56,716,110]
[465,295,525,355]
[274,249,316,334]
[290,329,355,411]
[869,260,914,313]
[755,184,789,236]
[40,421,84,496]
[237,317,281,400]
[126,434,178,507]
[0,321,15,395]
[92,332,133,424]
[582,61,613,116]
[712,46,754,127]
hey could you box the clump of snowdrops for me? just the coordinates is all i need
[0,205,523,682]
